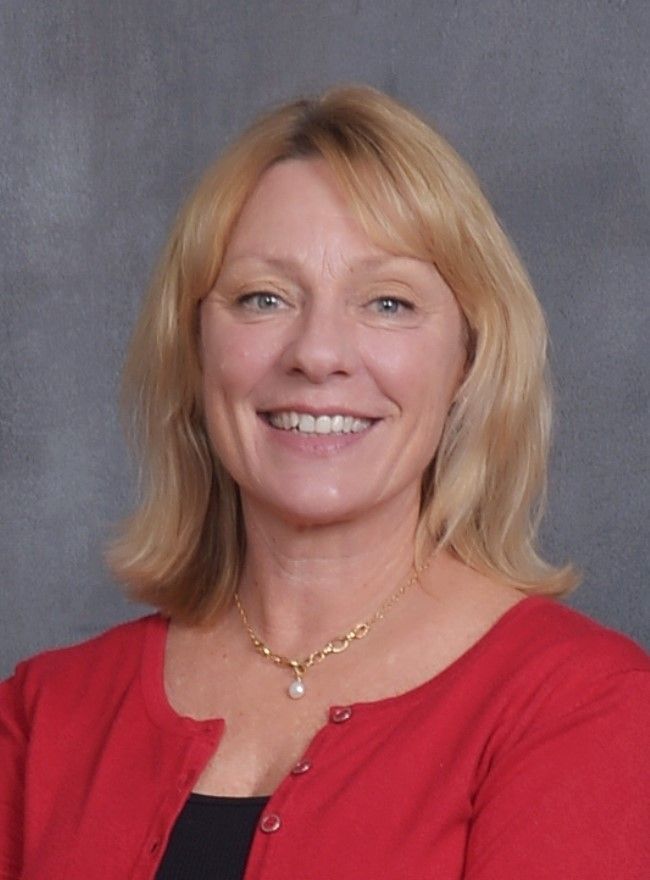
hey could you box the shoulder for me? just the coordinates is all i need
[2,615,163,719]
[502,595,649,672]
[427,553,648,682]
[464,599,650,876]
[478,596,650,736]
[432,554,648,691]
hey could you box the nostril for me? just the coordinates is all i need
[280,320,357,381]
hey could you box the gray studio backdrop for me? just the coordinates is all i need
[1,0,648,676]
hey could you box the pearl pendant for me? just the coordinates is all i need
[288,678,306,699]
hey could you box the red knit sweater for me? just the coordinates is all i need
[1,596,649,879]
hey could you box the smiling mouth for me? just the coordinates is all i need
[261,411,377,435]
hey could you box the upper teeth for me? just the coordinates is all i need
[267,412,373,434]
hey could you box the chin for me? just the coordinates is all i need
[254,487,373,529]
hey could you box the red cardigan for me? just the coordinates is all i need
[1,596,649,879]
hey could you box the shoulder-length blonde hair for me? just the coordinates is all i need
[108,83,577,623]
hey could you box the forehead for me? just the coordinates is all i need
[222,158,396,268]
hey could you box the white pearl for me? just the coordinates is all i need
[288,679,306,699]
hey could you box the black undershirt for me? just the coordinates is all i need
[155,793,270,880]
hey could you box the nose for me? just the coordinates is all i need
[280,297,358,383]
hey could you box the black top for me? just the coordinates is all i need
[155,793,270,880]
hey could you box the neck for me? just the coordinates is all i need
[234,488,428,657]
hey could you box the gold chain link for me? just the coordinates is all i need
[234,558,430,680]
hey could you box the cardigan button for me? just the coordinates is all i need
[260,812,282,833]
[291,758,312,774]
[330,705,353,723]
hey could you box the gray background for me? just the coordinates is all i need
[1,0,648,677]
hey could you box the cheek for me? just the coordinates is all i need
[364,328,466,415]
[200,318,274,399]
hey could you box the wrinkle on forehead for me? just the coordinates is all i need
[219,159,439,296]
[317,236,377,282]
[218,251,444,299]
[224,161,384,256]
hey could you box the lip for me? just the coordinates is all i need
[258,405,380,419]
[257,412,380,456]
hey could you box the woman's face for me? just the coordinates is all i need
[200,158,466,527]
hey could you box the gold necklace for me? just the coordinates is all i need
[234,560,428,700]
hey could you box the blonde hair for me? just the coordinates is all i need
[108,83,577,622]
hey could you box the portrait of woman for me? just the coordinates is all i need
[1,84,648,878]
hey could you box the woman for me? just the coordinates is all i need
[1,85,648,879]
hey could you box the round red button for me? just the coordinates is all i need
[291,758,312,774]
[330,705,353,723]
[260,813,282,833]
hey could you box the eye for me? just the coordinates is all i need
[237,291,286,311]
[370,296,414,316]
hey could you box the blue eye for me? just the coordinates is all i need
[372,297,413,315]
[238,291,284,310]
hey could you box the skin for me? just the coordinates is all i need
[199,158,467,645]
[201,160,467,529]
[165,158,525,795]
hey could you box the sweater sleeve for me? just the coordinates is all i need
[0,667,27,880]
[464,663,650,879]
